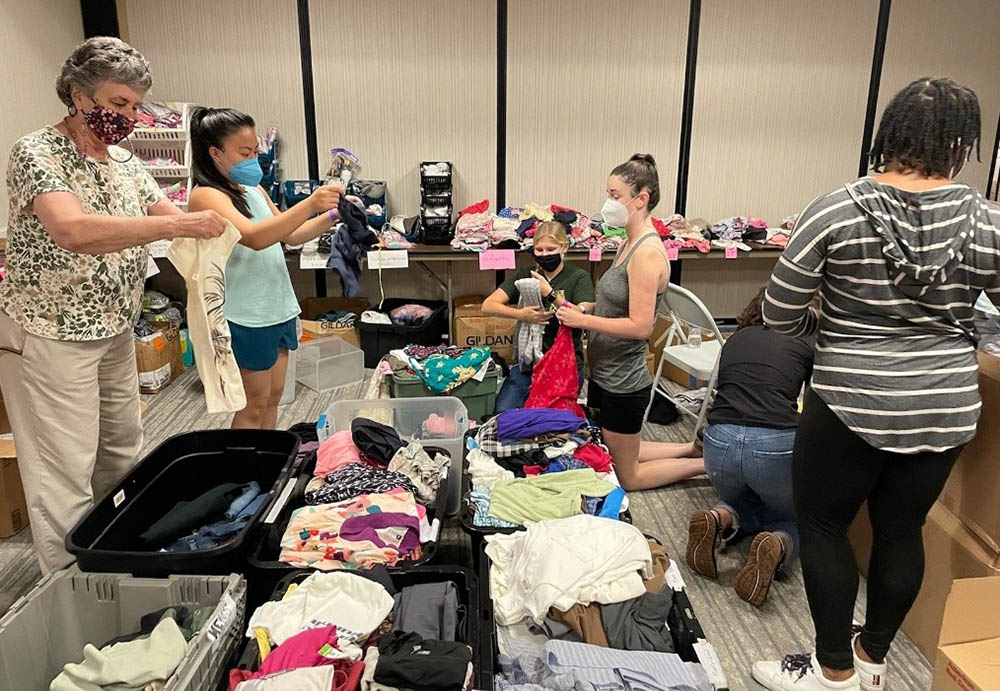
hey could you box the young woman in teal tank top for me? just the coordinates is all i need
[188,107,341,429]
[556,155,704,491]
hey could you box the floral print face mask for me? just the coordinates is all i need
[83,99,136,144]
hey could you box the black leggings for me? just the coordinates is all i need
[794,390,960,670]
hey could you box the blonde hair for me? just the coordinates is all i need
[533,221,568,247]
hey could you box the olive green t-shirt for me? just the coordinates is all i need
[499,263,595,369]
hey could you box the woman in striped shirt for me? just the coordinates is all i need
[753,78,1000,691]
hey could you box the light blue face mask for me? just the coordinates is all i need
[225,156,263,187]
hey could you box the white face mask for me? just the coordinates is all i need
[601,196,632,228]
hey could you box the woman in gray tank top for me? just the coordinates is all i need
[557,155,704,491]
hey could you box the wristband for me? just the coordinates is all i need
[327,208,339,224]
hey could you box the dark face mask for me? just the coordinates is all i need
[534,252,562,272]
[83,99,136,145]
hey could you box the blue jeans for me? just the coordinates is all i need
[703,423,799,564]
[494,364,584,414]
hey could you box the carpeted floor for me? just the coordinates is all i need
[0,368,933,689]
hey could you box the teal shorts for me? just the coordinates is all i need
[228,318,298,371]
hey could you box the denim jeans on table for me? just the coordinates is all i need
[494,364,585,414]
[703,423,799,564]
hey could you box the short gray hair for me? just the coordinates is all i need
[56,36,152,108]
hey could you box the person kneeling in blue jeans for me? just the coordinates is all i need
[685,287,814,606]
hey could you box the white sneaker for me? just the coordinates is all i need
[752,653,861,690]
[853,634,887,691]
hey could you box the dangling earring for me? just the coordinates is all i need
[68,104,78,117]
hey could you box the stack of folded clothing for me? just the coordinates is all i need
[236,569,475,691]
[278,419,448,570]
[488,514,709,690]
[465,409,628,529]
[139,481,268,553]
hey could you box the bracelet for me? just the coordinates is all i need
[327,208,338,223]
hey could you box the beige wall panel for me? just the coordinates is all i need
[681,254,781,318]
[878,0,1000,192]
[310,1,497,216]
[687,0,877,225]
[506,0,687,215]
[0,1,84,226]
[125,0,310,179]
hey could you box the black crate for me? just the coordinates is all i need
[357,298,448,367]
[65,430,300,576]
[459,428,633,569]
[233,566,487,689]
[419,161,453,191]
[420,217,454,245]
[245,447,451,595]
[477,540,730,690]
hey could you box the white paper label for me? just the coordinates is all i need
[149,240,170,259]
[665,559,687,590]
[145,256,160,278]
[206,592,237,648]
[264,478,297,525]
[138,363,171,389]
[299,249,330,270]
[113,490,125,508]
[366,249,409,269]
[692,641,727,688]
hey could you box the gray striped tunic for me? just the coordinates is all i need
[763,177,1000,453]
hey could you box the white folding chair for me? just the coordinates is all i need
[644,284,724,441]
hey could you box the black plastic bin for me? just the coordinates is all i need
[478,539,730,690]
[66,430,300,577]
[459,429,633,568]
[246,447,450,594]
[233,566,485,688]
[358,297,448,367]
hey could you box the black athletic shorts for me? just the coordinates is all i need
[587,380,651,435]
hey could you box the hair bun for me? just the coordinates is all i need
[629,153,657,168]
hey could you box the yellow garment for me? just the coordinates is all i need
[487,468,615,524]
[520,203,554,222]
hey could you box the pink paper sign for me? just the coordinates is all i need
[589,248,602,262]
[667,247,680,261]
[725,246,738,259]
[479,249,516,270]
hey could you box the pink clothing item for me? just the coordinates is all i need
[231,660,364,691]
[228,626,362,690]
[524,325,586,418]
[573,443,614,473]
[423,413,458,438]
[315,430,363,479]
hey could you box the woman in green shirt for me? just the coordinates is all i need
[483,221,595,412]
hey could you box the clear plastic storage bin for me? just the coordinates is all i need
[317,396,470,514]
[295,337,364,392]
[0,567,246,691]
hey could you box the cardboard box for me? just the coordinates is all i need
[135,329,180,394]
[452,295,516,364]
[932,577,1000,690]
[940,352,1000,553]
[152,322,184,381]
[849,501,1000,660]
[0,394,27,538]
[298,297,367,347]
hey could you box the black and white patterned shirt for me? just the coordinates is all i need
[764,177,1000,453]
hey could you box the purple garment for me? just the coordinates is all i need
[495,408,587,441]
[340,511,421,555]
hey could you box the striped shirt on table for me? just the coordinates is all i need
[763,177,1000,454]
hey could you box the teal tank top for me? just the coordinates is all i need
[224,185,300,327]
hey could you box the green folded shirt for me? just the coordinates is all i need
[487,468,615,525]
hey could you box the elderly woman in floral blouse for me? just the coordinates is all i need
[0,37,225,573]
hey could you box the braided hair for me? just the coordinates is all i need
[869,77,981,178]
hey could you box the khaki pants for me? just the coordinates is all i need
[0,311,142,574]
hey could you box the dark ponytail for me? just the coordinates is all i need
[611,153,660,211]
[190,106,256,218]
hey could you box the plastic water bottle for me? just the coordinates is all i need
[687,327,702,349]
[180,328,194,366]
